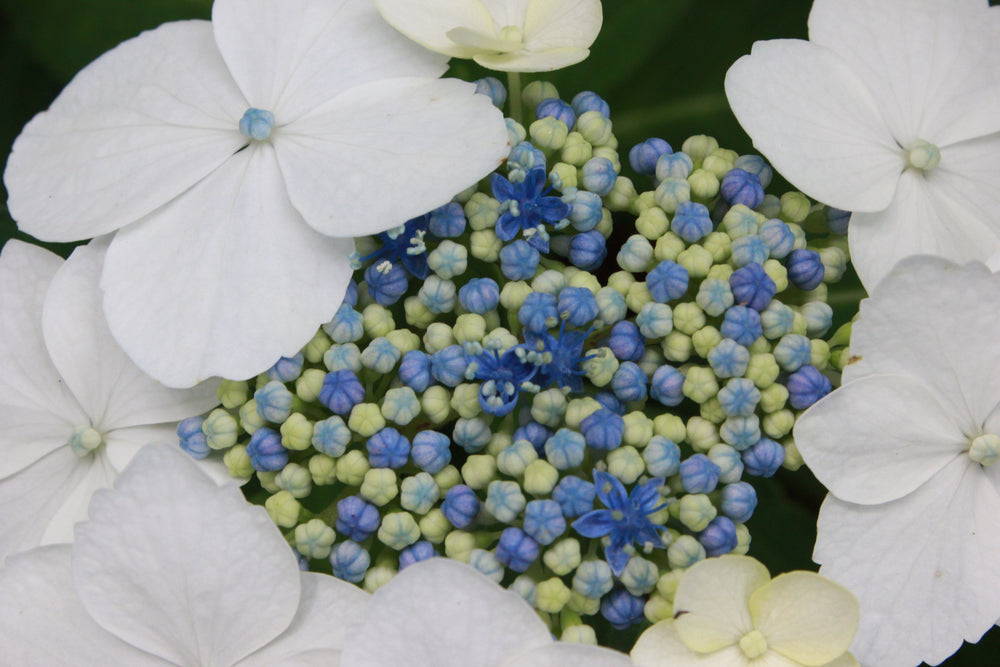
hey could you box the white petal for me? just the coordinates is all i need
[339,558,552,666]
[3,21,247,242]
[0,545,163,665]
[814,457,1000,667]
[102,143,354,388]
[503,642,633,667]
[0,405,72,481]
[0,240,83,426]
[809,0,1000,146]
[672,555,770,653]
[276,77,507,237]
[795,374,965,505]
[38,453,117,546]
[241,572,369,666]
[0,447,90,561]
[374,0,498,59]
[43,241,220,430]
[749,572,858,666]
[72,444,301,665]
[725,39,902,213]
[848,168,1000,292]
[931,133,1000,250]
[845,254,1000,427]
[214,0,448,122]
[522,0,602,54]
[481,0,531,27]
[632,620,752,667]
[474,48,591,73]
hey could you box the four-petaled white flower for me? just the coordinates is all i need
[795,256,1000,667]
[3,0,508,388]
[631,555,859,667]
[0,240,219,563]
[0,443,368,664]
[374,0,603,72]
[725,0,1000,291]
[340,557,631,667]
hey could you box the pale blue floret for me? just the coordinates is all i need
[523,499,566,545]
[644,436,681,477]
[759,219,795,259]
[722,206,759,239]
[720,415,762,451]
[618,236,654,272]
[708,444,744,484]
[708,338,750,378]
[564,189,604,231]
[595,287,627,325]
[400,473,439,515]
[311,416,351,457]
[650,364,684,406]
[671,202,712,243]
[486,480,527,523]
[474,76,507,108]
[427,241,467,278]
[453,417,491,453]
[508,141,546,182]
[773,334,812,372]
[324,343,362,373]
[636,302,673,339]
[734,154,773,188]
[621,557,659,596]
[511,574,538,605]
[411,430,451,473]
[760,302,794,339]
[239,108,275,141]
[655,151,693,182]
[612,361,648,402]
[469,549,504,583]
[329,541,370,583]
[696,278,735,317]
[418,275,457,314]
[267,354,303,382]
[721,481,757,523]
[545,428,587,469]
[255,380,293,423]
[361,337,401,374]
[801,301,833,337]
[323,304,364,343]
[679,454,720,493]
[730,235,769,267]
[717,378,761,417]
[573,559,614,599]
[582,157,617,196]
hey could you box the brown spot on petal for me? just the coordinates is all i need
[846,355,862,366]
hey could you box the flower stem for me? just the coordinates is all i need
[507,71,523,123]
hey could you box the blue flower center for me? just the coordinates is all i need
[239,108,276,141]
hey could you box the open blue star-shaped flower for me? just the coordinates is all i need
[491,168,570,252]
[471,346,539,417]
[572,471,668,575]
[525,325,592,393]
[361,215,432,279]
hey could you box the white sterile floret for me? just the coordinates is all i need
[0,241,220,562]
[3,0,508,388]
[374,0,603,73]
[794,256,1000,667]
[725,0,1000,290]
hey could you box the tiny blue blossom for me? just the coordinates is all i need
[312,416,351,457]
[493,168,569,250]
[508,141,546,182]
[699,516,738,557]
[558,287,599,326]
[473,346,538,416]
[361,337,401,374]
[496,527,541,572]
[759,219,795,258]
[453,417,491,453]
[324,344,361,373]
[430,345,469,387]
[730,235,769,267]
[411,430,451,473]
[361,215,432,280]
[255,380,293,423]
[636,302,673,339]
[742,437,785,477]
[522,499,567,546]
[569,230,607,270]
[580,408,625,451]
[572,90,611,117]
[595,287,627,325]
[246,427,287,471]
[773,334,813,372]
[708,339,750,378]
[319,370,365,415]
[717,378,761,417]
[721,415,762,451]
[650,364,684,407]
[267,354,304,382]
[647,260,690,303]
[671,201,712,243]
[729,263,776,312]
[787,248,825,290]
[608,321,644,361]
[679,454,721,493]
[573,559,614,599]
[721,168,765,209]
[527,326,592,392]
[399,350,433,392]
[519,292,559,333]
[655,152,693,181]
[573,472,666,575]
[365,261,408,306]
[787,365,832,409]
[459,278,500,314]
[398,540,437,569]
[552,476,596,517]
[581,157,617,196]
[336,496,381,541]
[367,427,410,469]
[536,98,576,127]
[428,202,467,238]
[442,484,480,528]
[696,278,734,317]
[644,436,681,477]
[564,189,604,231]
[801,301,834,337]
[629,138,672,175]
[500,239,541,280]
[329,540,370,583]
[474,76,506,107]
[760,302,795,339]
[720,306,762,346]
[324,304,364,343]
[709,444,744,483]
[544,428,587,469]
[611,361,648,402]
[418,275,457,313]
[469,549,504,583]
[177,416,209,459]
[721,481,758,523]
[601,588,646,629]
[486,480,527,523]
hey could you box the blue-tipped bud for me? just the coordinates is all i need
[558,287,599,327]
[177,416,209,459]
[500,240,541,280]
[255,381,294,423]
[459,278,501,314]
[786,365,832,409]
[644,436,681,477]
[759,219,795,259]
[399,350,433,392]
[742,438,785,477]
[319,370,365,415]
[428,202,467,238]
[611,362,648,402]
[336,495,381,541]
[656,152,693,182]
[536,98,577,127]
[246,427,288,471]
[580,408,625,451]
[720,306,762,347]
[329,540,370,583]
[324,304,364,343]
[569,230,608,270]
[565,189,604,232]
[545,428,587,470]
[367,427,410,469]
[267,354,304,383]
[608,321,644,362]
[720,168,765,209]
[411,430,452,473]
[729,263,776,312]
[552,476,596,517]
[474,76,507,107]
[647,260,690,303]
[430,345,469,387]
[708,339,750,378]
[312,416,351,457]
[601,588,645,629]
[572,91,611,117]
[679,454,721,493]
[629,138,672,175]
[581,157,617,196]
[699,516,738,557]
[496,527,541,572]
[826,207,851,235]
[734,154,773,188]
[672,201,713,243]
[239,108,275,141]
[523,499,567,545]
[787,249,825,290]
[731,235,769,267]
[399,540,437,569]
[720,481,758,523]
[442,484,480,528]
[650,364,684,407]
[717,378,761,417]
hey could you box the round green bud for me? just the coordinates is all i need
[497,440,539,477]
[532,269,568,294]
[530,116,569,152]
[703,232,732,263]
[465,192,501,231]
[625,282,653,313]
[421,386,452,425]
[361,468,398,506]
[550,162,578,191]
[275,462,312,498]
[264,490,300,528]
[700,398,726,425]
[523,459,559,496]
[561,131,593,166]
[636,207,669,240]
[683,366,718,403]
[621,556,659,596]
[688,169,719,201]
[678,494,716,532]
[606,176,638,212]
[487,432,513,457]
[422,322,454,354]
[780,192,812,223]
[362,304,395,338]
[444,530,476,562]
[364,563,397,593]
[583,347,619,387]
[746,353,780,389]
[348,403,385,437]
[567,270,601,294]
[759,384,789,413]
[790,311,808,336]
[536,577,573,614]
[686,417,719,452]
[336,450,370,486]
[623,412,654,448]
[632,190,658,215]
[294,518,336,559]
[654,231,686,262]
[454,314,487,344]
[461,454,497,490]
[565,396,602,430]
[449,383,481,419]
[702,153,734,179]
[618,234,655,273]
[810,340,831,370]
[523,80,559,112]
[644,594,674,624]
[279,413,313,451]
[382,386,422,425]
[656,570,684,600]
[681,135,719,166]
[223,445,253,480]
[202,408,238,450]
[238,399,265,435]
[568,592,601,616]
[561,624,598,645]
[654,177,690,214]
[672,303,706,336]
[576,110,614,146]
[783,439,804,472]
[293,368,324,403]
[385,328,421,354]
[607,270,636,296]
[668,534,707,570]
[218,379,249,410]
[732,523,751,555]
[378,511,420,550]
[403,296,434,329]
[308,454,337,486]
[593,146,621,172]
[661,331,692,363]
[763,409,795,439]
[820,246,849,283]
[470,229,502,262]
[654,414,686,443]
[484,327,519,352]
[302,329,332,364]
[749,337,771,354]
[532,388,568,427]
[677,245,713,279]
[419,509,450,543]
[607,446,644,484]
[400,472,439,514]
[434,464,462,492]
[761,259,788,293]
[788,222,808,250]
[721,205,760,240]
[543,538,582,576]
[500,280,532,311]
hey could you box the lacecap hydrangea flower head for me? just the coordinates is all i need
[176,74,852,642]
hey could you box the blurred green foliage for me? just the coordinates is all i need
[0,1,995,661]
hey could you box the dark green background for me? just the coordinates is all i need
[1,1,995,662]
